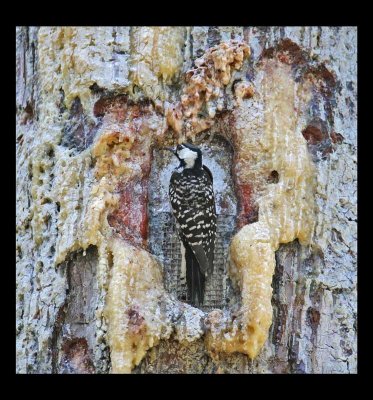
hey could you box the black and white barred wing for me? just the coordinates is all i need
[169,168,217,276]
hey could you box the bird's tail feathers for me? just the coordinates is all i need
[185,245,205,307]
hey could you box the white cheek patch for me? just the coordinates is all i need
[178,147,197,168]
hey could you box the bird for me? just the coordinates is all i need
[164,143,217,307]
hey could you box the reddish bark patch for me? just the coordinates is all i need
[261,38,308,66]
[107,177,149,247]
[306,65,340,129]
[302,118,344,161]
[235,183,258,229]
[96,99,157,248]
[331,131,344,144]
[261,38,339,129]
[127,308,145,335]
[106,138,152,247]
[61,337,95,374]
[305,64,337,99]
[307,307,321,326]
[321,146,335,157]
[302,125,327,145]
[93,94,156,121]
[261,39,338,98]
[93,94,129,119]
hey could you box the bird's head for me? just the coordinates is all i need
[164,143,202,169]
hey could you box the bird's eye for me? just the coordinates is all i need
[177,145,183,151]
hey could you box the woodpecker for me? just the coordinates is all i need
[165,143,217,307]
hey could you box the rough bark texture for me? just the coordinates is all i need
[16,26,357,374]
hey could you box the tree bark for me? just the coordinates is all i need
[16,26,357,374]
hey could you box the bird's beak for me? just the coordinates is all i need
[163,146,176,155]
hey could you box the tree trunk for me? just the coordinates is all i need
[16,26,357,374]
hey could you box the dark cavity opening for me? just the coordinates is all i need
[268,170,279,184]
[148,134,238,312]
